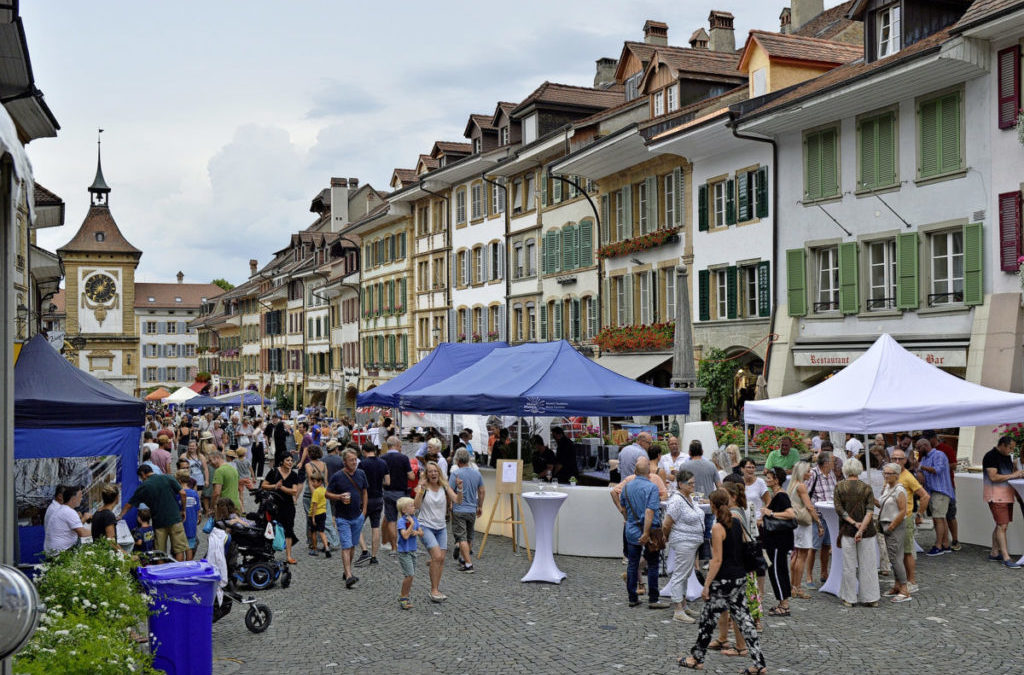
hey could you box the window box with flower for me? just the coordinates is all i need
[471,332,482,343]
[457,333,466,343]
[597,227,680,260]
[487,330,499,340]
[594,322,674,353]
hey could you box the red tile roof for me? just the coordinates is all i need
[417,154,440,170]
[512,82,624,116]
[469,113,496,131]
[740,30,863,71]
[432,141,472,156]
[792,0,860,41]
[650,46,746,81]
[57,205,141,255]
[954,0,1024,30]
[392,168,418,185]
[34,182,62,207]
[135,282,224,309]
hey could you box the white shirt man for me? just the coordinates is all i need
[43,496,88,552]
[845,434,864,459]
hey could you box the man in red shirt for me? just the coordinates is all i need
[924,430,960,551]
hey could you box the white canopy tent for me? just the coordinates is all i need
[163,386,200,405]
[744,333,1024,433]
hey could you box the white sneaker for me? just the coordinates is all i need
[907,583,919,593]
[673,611,695,623]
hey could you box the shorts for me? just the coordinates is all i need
[989,501,1014,526]
[929,492,951,519]
[156,522,188,555]
[202,485,213,499]
[398,550,416,577]
[421,526,447,551]
[812,518,831,549]
[451,511,476,544]
[187,537,197,550]
[366,497,384,529]
[946,497,957,520]
[903,516,917,557]
[794,523,814,549]
[312,513,326,532]
[336,514,365,550]
[383,490,405,523]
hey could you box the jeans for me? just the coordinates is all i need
[625,541,661,603]
[699,513,714,561]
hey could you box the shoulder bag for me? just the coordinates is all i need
[789,485,814,526]
[623,483,666,553]
[735,514,771,574]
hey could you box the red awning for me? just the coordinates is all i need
[188,381,208,393]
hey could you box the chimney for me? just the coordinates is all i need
[330,177,351,233]
[689,27,710,50]
[643,20,668,46]
[791,0,823,32]
[779,7,792,34]
[594,57,618,88]
[708,11,735,52]
[176,271,184,284]
[249,259,258,276]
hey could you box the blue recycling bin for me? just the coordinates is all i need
[137,560,220,675]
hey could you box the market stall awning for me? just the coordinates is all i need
[144,387,170,401]
[188,380,208,393]
[592,353,671,381]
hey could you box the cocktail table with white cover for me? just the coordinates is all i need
[1011,479,1024,565]
[521,491,568,584]
[816,502,844,596]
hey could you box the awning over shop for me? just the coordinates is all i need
[592,353,671,381]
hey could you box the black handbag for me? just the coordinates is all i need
[762,515,797,534]
[737,517,770,574]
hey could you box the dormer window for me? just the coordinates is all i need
[666,84,678,112]
[625,72,642,101]
[148,296,155,302]
[653,91,665,116]
[877,4,901,59]
[500,127,509,146]
[439,156,447,167]
[175,297,182,303]
[472,138,481,154]
[95,232,105,242]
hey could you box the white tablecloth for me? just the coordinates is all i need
[521,491,568,584]
[1011,479,1024,565]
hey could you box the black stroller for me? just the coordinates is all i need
[228,488,292,591]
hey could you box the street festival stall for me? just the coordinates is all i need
[14,334,145,564]
[744,333,1024,593]
[398,340,690,567]
[163,385,200,405]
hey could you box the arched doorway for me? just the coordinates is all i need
[724,348,764,421]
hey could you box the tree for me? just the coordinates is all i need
[211,278,235,291]
[697,347,734,421]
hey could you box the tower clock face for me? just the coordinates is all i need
[84,273,116,303]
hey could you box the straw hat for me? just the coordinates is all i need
[200,431,213,441]
[224,448,237,459]
[325,439,341,451]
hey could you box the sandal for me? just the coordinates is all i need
[741,668,767,675]
[708,639,730,651]
[287,558,298,565]
[791,589,811,599]
[678,656,704,670]
[721,646,749,657]
[768,606,790,616]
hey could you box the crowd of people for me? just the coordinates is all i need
[610,429,1024,673]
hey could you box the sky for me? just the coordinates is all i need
[23,1,845,285]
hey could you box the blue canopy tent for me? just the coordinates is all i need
[183,394,233,408]
[216,391,274,406]
[398,340,689,416]
[357,341,509,408]
[14,334,145,564]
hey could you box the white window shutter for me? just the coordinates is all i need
[674,167,684,227]
[646,176,658,231]
[464,311,472,340]
[498,244,505,280]
[623,186,633,236]
[498,305,506,342]
[623,274,634,326]
[447,309,456,341]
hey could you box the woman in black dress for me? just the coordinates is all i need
[760,467,796,616]
[262,455,302,564]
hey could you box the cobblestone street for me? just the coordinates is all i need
[212,527,1024,674]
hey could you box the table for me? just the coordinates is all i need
[1011,479,1024,565]
[815,502,843,597]
[521,491,568,584]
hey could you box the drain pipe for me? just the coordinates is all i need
[481,173,510,340]
[727,111,778,381]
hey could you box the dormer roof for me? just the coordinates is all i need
[738,30,863,73]
[464,113,498,138]
[391,168,418,189]
[637,46,746,93]
[430,140,473,159]
[491,101,518,126]
[511,81,624,118]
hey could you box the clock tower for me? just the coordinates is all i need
[57,134,142,395]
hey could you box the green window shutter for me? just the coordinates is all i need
[388,279,395,312]
[600,195,610,244]
[919,99,940,178]
[725,178,736,225]
[579,220,593,267]
[673,167,683,227]
[757,260,771,317]
[939,92,962,174]
[539,305,548,340]
[896,232,920,309]
[552,176,561,203]
[543,233,551,273]
[562,227,573,270]
[698,269,710,321]
[785,248,807,316]
[838,241,859,314]
[805,132,821,201]
[821,128,838,198]
[737,172,749,222]
[645,176,658,230]
[602,278,610,332]
[552,230,561,273]
[756,166,769,218]
[622,186,633,237]
[623,274,633,325]
[698,184,709,231]
[859,117,878,189]
[726,266,738,319]
[877,113,896,187]
[541,173,548,207]
[399,278,407,312]
[963,222,984,306]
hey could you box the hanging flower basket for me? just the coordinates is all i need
[594,322,675,352]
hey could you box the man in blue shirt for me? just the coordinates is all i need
[327,449,368,588]
[617,432,651,480]
[916,438,954,556]
[449,448,484,573]
[616,456,667,608]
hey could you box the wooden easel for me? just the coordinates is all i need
[478,459,531,560]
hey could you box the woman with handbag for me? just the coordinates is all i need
[262,455,302,564]
[760,467,796,616]
[679,489,767,674]
[662,470,705,623]
[787,461,821,599]
[833,457,881,607]
[878,463,911,602]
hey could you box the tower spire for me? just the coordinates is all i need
[89,128,110,206]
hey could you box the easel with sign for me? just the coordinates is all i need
[478,459,531,560]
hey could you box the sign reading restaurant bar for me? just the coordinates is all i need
[794,349,967,368]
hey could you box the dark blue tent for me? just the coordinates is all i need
[15,335,145,563]
[183,394,232,408]
[357,341,508,408]
[398,340,689,416]
[217,391,273,406]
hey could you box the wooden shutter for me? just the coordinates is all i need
[919,99,940,177]
[698,269,710,321]
[725,178,736,225]
[600,195,610,244]
[645,176,658,230]
[820,128,838,198]
[623,273,633,325]
[999,190,1022,272]
[571,298,581,340]
[552,176,561,203]
[552,231,561,273]
[497,243,505,280]
[939,92,961,174]
[540,304,548,340]
[964,222,984,306]
[757,260,771,317]
[463,251,471,285]
[838,241,859,314]
[541,173,548,207]
[463,311,472,341]
[541,235,549,274]
[859,117,877,189]
[726,266,738,319]
[756,166,769,219]
[698,184,709,231]
[877,113,896,187]
[895,232,919,309]
[805,132,821,201]
[785,248,807,316]
[622,186,633,238]
[673,167,683,227]
[553,301,563,338]
[447,309,456,341]
[579,220,593,267]
[399,278,407,312]
[602,278,610,333]
[562,227,573,270]
[737,172,749,222]
[481,249,489,282]
[498,305,506,342]
[999,46,1021,129]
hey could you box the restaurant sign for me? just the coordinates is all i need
[794,349,966,368]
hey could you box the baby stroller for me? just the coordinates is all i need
[207,526,273,633]
[229,488,292,591]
